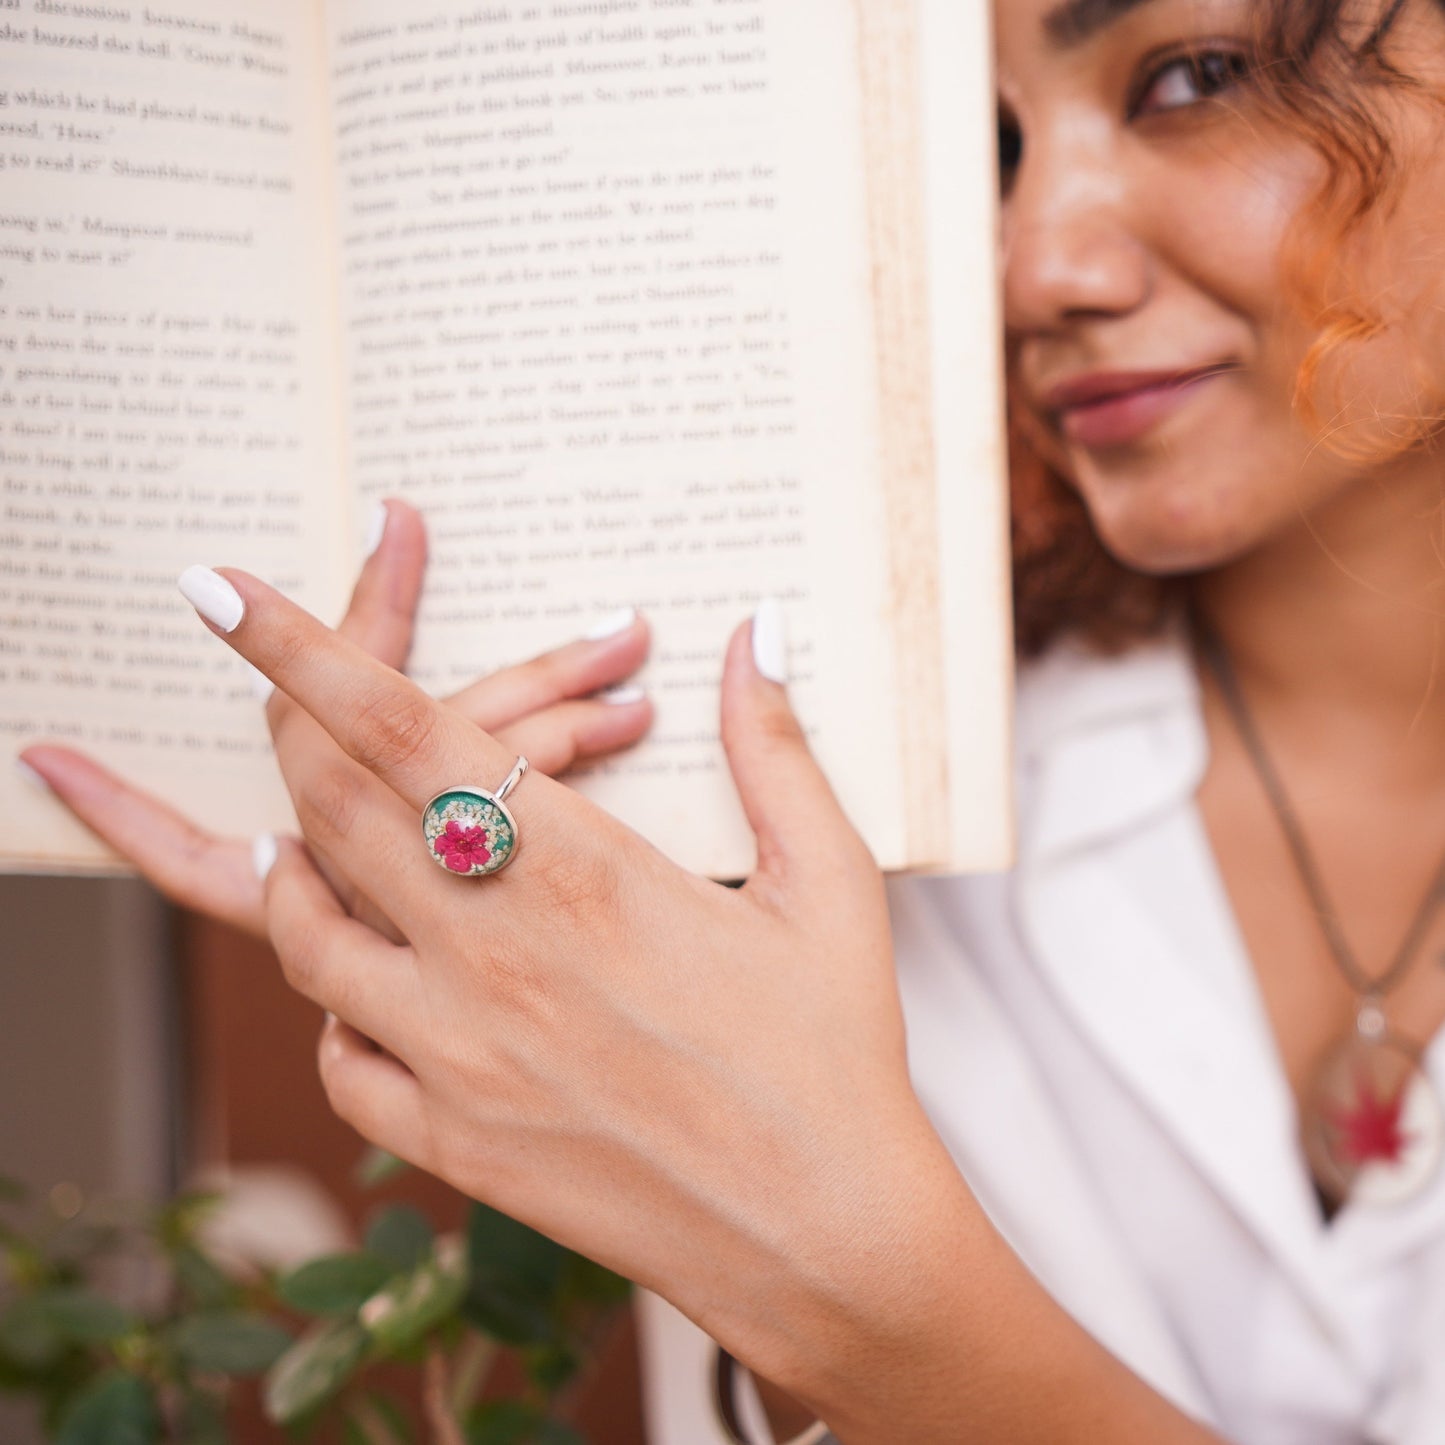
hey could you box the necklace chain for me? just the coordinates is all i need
[1197,625,1445,1002]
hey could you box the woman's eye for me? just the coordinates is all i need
[1131,49,1248,118]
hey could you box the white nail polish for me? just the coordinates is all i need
[245,661,275,703]
[15,758,50,792]
[178,565,245,634]
[324,1011,337,1026]
[363,501,388,558]
[598,683,646,706]
[752,598,788,684]
[584,606,636,641]
[252,832,278,882]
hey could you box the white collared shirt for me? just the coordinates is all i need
[638,634,1445,1445]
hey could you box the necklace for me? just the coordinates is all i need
[1198,626,1445,1208]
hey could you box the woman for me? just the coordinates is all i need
[21,0,1445,1439]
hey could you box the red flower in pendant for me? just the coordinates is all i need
[433,820,491,873]
[1324,1067,1412,1167]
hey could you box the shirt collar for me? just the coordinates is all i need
[1016,625,1207,866]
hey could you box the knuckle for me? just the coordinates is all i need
[316,1036,358,1119]
[528,835,619,922]
[523,649,567,694]
[275,919,324,999]
[266,624,314,687]
[351,683,442,774]
[750,705,806,752]
[293,763,363,846]
[267,700,305,752]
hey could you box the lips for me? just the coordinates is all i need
[1040,365,1231,449]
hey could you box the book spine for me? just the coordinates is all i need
[853,0,950,866]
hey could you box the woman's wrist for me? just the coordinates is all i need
[704,1113,995,1435]
[720,1125,1221,1445]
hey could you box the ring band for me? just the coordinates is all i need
[421,757,528,878]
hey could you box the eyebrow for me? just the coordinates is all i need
[1042,0,1160,50]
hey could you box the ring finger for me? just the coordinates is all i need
[494,693,652,778]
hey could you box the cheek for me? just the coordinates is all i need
[1142,136,1321,348]
[1067,379,1344,575]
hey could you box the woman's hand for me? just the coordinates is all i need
[169,562,973,1412]
[17,501,653,939]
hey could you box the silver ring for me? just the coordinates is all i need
[421,757,528,877]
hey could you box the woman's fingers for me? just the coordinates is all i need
[316,1015,433,1174]
[260,499,426,720]
[270,743,451,939]
[444,610,649,730]
[719,607,876,898]
[18,745,267,936]
[262,837,419,1052]
[494,693,652,777]
[333,499,428,667]
[181,567,524,816]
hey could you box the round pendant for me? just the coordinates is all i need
[1302,1025,1444,1207]
[421,787,519,878]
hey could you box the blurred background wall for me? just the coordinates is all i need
[0,877,176,1445]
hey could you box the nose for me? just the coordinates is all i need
[1002,122,1153,336]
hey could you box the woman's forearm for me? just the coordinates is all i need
[746,1146,1224,1445]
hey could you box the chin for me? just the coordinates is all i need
[1076,468,1268,579]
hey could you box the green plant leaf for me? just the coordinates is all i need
[0,1296,63,1368]
[462,1205,568,1347]
[279,1253,395,1316]
[364,1205,434,1274]
[523,1341,582,1396]
[534,1425,586,1445]
[176,1386,229,1444]
[355,1149,411,1189]
[465,1399,547,1445]
[170,1245,238,1310]
[263,1318,371,1425]
[55,1371,160,1445]
[155,1192,223,1251]
[359,1237,467,1354]
[1,1287,135,1358]
[464,1402,586,1445]
[560,1255,631,1309]
[171,1312,293,1375]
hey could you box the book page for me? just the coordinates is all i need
[323,0,907,877]
[0,0,343,869]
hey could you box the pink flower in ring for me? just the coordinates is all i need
[433,820,491,873]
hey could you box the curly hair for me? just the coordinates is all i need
[1011,0,1445,657]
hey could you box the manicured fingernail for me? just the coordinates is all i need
[15,758,50,792]
[178,565,244,633]
[252,832,278,882]
[324,1011,337,1026]
[246,662,275,703]
[584,606,636,641]
[598,683,646,706]
[363,501,388,558]
[752,598,788,684]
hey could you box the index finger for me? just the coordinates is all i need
[262,497,423,725]
[178,565,556,828]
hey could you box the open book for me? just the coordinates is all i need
[0,0,1012,880]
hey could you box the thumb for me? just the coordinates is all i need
[335,498,427,669]
[720,600,871,891]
